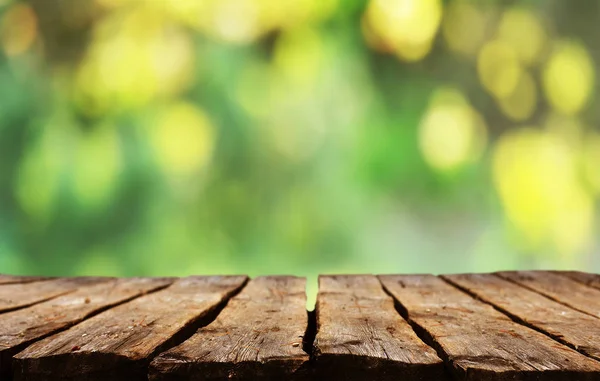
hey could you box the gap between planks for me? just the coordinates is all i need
[496,271,600,320]
[3,273,600,380]
[13,276,249,381]
[441,273,600,362]
[379,274,600,380]
[0,277,175,379]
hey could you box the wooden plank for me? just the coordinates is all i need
[380,274,600,380]
[0,277,173,378]
[443,273,600,361]
[497,271,600,319]
[0,277,112,314]
[312,275,445,381]
[13,276,247,381]
[0,275,53,285]
[557,271,600,291]
[149,276,310,381]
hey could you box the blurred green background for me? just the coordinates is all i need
[0,0,599,305]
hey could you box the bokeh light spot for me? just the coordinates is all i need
[72,124,122,210]
[442,0,488,57]
[15,125,65,222]
[95,0,133,9]
[497,7,546,66]
[497,70,537,122]
[364,0,442,62]
[210,0,261,44]
[493,128,593,257]
[73,8,193,115]
[150,102,215,178]
[419,87,487,172]
[582,131,600,195]
[542,40,595,115]
[477,40,522,98]
[0,3,37,56]
[274,27,324,87]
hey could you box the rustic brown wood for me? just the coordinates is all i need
[497,271,600,319]
[312,275,445,381]
[443,273,600,361]
[0,277,173,378]
[3,271,600,380]
[556,271,600,291]
[380,274,600,380]
[0,277,112,314]
[13,276,247,381]
[0,275,52,285]
[149,276,310,381]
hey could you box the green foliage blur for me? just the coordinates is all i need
[1,0,599,303]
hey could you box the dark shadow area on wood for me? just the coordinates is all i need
[114,277,251,381]
[146,277,251,374]
[148,276,310,381]
[378,279,454,380]
[302,309,316,357]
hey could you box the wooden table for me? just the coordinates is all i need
[1,271,600,380]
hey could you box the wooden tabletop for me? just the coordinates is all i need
[1,271,600,380]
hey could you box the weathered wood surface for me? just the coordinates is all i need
[313,275,445,380]
[443,273,600,361]
[0,277,111,313]
[556,271,600,291]
[13,276,247,381]
[380,274,600,380]
[1,271,600,381]
[0,277,173,378]
[497,271,600,319]
[150,276,310,381]
[0,275,52,285]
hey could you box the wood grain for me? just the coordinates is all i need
[0,277,112,314]
[443,273,600,361]
[556,271,600,291]
[0,275,52,285]
[380,274,600,380]
[13,276,247,381]
[497,271,600,319]
[313,275,445,381]
[0,277,173,378]
[150,276,310,381]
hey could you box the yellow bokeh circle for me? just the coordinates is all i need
[477,40,523,98]
[273,27,324,87]
[497,7,546,66]
[542,40,595,115]
[150,102,216,178]
[73,7,195,115]
[493,128,594,257]
[442,0,488,57]
[419,87,487,172]
[364,0,442,62]
[497,70,537,122]
[582,131,600,195]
